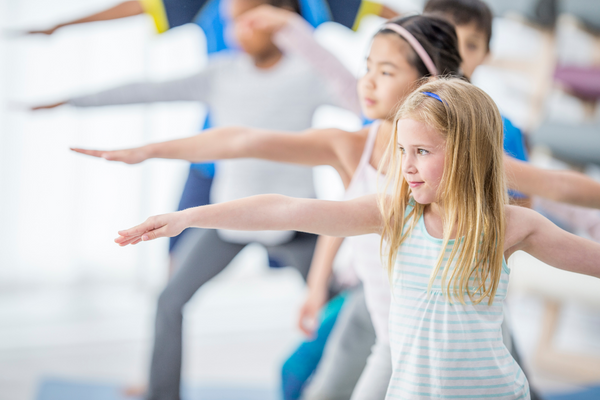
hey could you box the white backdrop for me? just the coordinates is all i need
[1,0,412,288]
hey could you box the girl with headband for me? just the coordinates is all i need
[74,13,600,399]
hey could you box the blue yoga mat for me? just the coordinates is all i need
[36,377,278,400]
[543,385,600,400]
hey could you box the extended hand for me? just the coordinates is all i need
[26,26,59,35]
[297,289,327,336]
[238,4,294,35]
[31,101,66,110]
[115,212,188,246]
[70,147,148,164]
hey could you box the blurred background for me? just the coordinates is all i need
[1,0,600,399]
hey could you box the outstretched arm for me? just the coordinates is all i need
[26,1,144,35]
[71,126,357,182]
[505,205,600,278]
[505,155,600,209]
[115,194,382,246]
[240,5,361,115]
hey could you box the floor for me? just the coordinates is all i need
[0,245,307,400]
[1,247,600,400]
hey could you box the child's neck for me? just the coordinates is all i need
[370,118,395,173]
[251,48,283,69]
[423,202,458,240]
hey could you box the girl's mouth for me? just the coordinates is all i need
[408,181,424,188]
[363,97,376,106]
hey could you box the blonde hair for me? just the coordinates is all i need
[378,77,507,305]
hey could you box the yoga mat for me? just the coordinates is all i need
[36,377,278,400]
[543,385,600,400]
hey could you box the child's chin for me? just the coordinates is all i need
[411,193,433,205]
[362,108,384,121]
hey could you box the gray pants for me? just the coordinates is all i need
[303,286,542,400]
[302,286,387,400]
[147,228,317,400]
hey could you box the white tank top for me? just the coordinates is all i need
[343,120,392,342]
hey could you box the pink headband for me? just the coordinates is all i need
[382,23,438,77]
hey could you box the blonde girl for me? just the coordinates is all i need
[114,78,600,399]
[74,12,600,399]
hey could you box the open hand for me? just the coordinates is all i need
[31,101,66,111]
[115,212,188,246]
[70,147,148,164]
[238,4,295,35]
[26,27,59,35]
[297,289,327,336]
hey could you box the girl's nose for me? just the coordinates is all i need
[362,71,376,89]
[402,155,417,174]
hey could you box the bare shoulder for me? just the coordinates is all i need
[330,126,370,172]
[504,204,546,255]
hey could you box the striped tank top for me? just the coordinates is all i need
[386,203,530,399]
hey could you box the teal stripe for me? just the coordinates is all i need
[389,333,502,344]
[395,351,512,363]
[387,386,527,399]
[388,360,517,372]
[398,243,453,252]
[397,268,509,285]
[391,375,519,390]
[393,288,507,304]
[407,345,507,353]
[390,321,501,333]
[390,369,516,381]
[390,312,501,325]
[400,270,433,278]
[398,303,503,316]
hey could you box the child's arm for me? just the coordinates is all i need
[505,205,600,278]
[240,5,361,115]
[115,194,382,246]
[26,1,144,35]
[298,235,345,335]
[505,155,600,209]
[48,72,212,109]
[71,126,359,182]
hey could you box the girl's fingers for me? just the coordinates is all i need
[101,151,122,161]
[115,235,142,246]
[70,148,106,158]
[141,225,169,241]
[118,220,155,238]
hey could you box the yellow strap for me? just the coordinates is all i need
[352,1,384,31]
[139,0,169,33]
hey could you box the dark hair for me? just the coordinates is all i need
[269,0,301,14]
[424,0,493,49]
[377,15,463,79]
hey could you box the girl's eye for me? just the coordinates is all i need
[382,71,393,76]
[398,146,405,154]
[418,149,429,155]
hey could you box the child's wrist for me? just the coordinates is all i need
[178,208,196,229]
[141,144,156,160]
[307,282,328,298]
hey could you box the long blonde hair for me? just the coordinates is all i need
[379,77,507,305]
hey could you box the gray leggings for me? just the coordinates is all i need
[146,228,317,400]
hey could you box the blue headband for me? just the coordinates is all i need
[422,91,443,103]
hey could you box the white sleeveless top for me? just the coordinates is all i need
[343,120,393,342]
[386,203,529,399]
